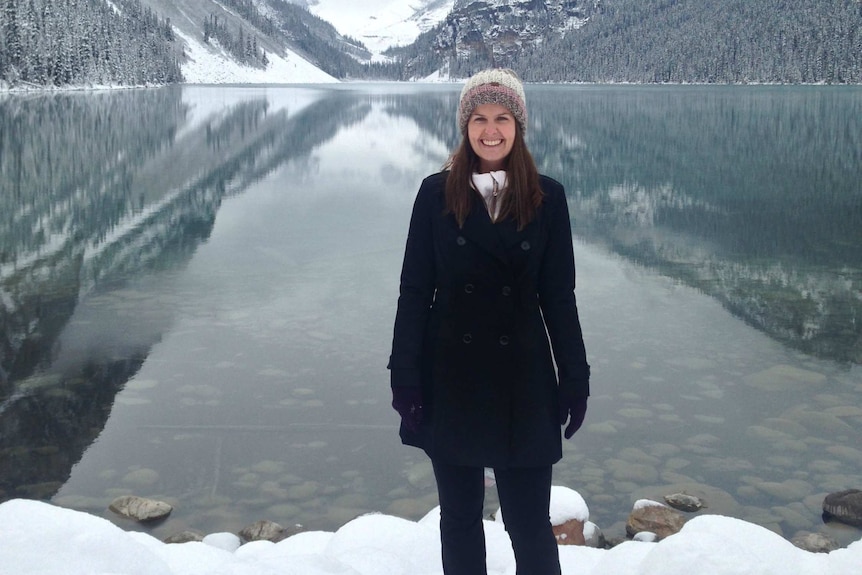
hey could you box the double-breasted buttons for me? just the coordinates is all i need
[520,240,531,251]
[499,335,510,346]
[462,333,473,344]
[456,236,467,246]
[464,283,475,294]
[501,286,511,296]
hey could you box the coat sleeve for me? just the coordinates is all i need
[537,179,591,399]
[388,177,438,388]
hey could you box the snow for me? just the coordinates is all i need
[2,496,861,575]
[304,0,454,56]
[633,498,669,510]
[176,29,338,84]
[495,485,590,527]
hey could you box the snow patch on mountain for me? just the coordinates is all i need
[304,0,454,55]
[178,29,338,84]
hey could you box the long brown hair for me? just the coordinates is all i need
[443,123,543,230]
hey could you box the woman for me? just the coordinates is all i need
[388,69,590,575]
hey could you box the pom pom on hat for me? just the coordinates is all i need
[458,68,527,134]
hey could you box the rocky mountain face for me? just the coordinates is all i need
[389,0,596,79]
[434,0,591,66]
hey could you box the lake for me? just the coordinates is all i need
[1,83,861,545]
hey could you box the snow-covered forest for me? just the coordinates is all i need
[0,0,182,86]
[397,0,862,84]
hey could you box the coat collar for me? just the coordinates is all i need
[459,193,529,265]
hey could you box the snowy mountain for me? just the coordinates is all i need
[390,0,594,80]
[299,0,455,55]
[149,0,456,83]
[2,0,860,87]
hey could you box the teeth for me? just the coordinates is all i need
[482,139,502,146]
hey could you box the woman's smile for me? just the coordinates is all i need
[468,103,516,171]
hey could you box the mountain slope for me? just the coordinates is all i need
[140,0,346,83]
[298,0,455,55]
[392,0,862,83]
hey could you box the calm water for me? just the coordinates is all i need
[1,84,861,544]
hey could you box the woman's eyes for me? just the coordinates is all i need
[471,116,510,123]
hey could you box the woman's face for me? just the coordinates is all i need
[467,103,517,172]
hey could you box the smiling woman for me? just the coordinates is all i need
[388,69,591,575]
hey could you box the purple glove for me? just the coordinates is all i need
[559,395,587,439]
[391,386,423,433]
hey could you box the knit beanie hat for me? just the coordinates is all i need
[457,68,527,134]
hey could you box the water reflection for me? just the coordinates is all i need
[527,86,862,364]
[0,85,860,544]
[0,86,384,501]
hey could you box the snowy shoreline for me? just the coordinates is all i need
[2,491,861,575]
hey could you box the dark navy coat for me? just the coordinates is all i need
[388,171,590,468]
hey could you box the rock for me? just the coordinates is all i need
[552,518,586,546]
[626,502,686,540]
[635,482,741,521]
[663,492,707,513]
[108,495,172,522]
[163,530,204,544]
[239,519,285,542]
[582,521,606,548]
[791,532,839,553]
[822,489,862,527]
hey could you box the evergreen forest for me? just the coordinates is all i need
[1,0,182,86]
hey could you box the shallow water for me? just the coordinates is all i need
[1,84,860,544]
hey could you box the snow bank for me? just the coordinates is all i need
[2,496,861,575]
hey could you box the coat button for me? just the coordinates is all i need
[462,333,473,344]
[501,286,511,296]
[464,283,474,294]
[456,236,467,246]
[499,335,510,346]
[520,240,531,251]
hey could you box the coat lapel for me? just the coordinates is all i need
[460,201,509,265]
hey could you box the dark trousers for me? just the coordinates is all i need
[431,460,561,575]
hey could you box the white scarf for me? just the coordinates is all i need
[471,170,507,222]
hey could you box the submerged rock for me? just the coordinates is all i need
[664,492,707,513]
[791,532,839,553]
[822,489,862,527]
[239,519,285,542]
[163,530,204,544]
[108,495,172,522]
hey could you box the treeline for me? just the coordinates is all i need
[203,14,268,68]
[0,0,182,87]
